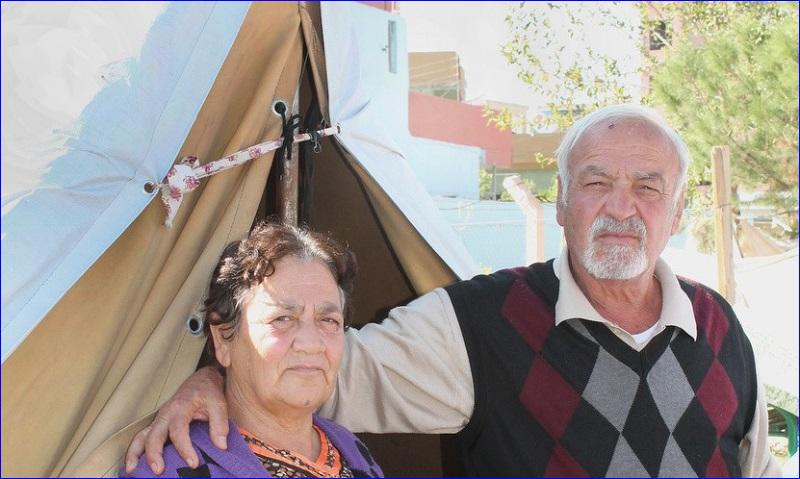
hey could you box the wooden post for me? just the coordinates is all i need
[711,145,736,303]
[503,175,545,264]
[278,88,300,226]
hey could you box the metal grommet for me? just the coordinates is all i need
[335,122,342,134]
[272,99,288,117]
[186,315,205,336]
[143,181,157,194]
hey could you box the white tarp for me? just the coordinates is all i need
[1,2,250,362]
[2,1,480,364]
[321,2,479,280]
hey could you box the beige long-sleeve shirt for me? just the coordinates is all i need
[320,250,780,477]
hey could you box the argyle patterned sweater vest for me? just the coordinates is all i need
[445,261,757,477]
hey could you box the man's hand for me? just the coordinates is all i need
[124,366,228,475]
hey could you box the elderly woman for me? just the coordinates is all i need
[126,222,382,478]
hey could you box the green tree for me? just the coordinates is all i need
[499,1,799,240]
[479,168,494,200]
[494,2,638,207]
[497,2,637,132]
[648,4,799,237]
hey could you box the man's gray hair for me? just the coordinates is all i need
[554,104,691,206]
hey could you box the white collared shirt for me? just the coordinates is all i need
[553,248,697,351]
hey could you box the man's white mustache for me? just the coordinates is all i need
[589,217,647,243]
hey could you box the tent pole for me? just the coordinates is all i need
[279,85,301,226]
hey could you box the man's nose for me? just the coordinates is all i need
[603,185,637,221]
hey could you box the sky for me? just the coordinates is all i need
[398,1,641,117]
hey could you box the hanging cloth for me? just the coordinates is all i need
[157,123,340,227]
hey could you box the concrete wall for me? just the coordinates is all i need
[404,136,482,199]
[435,197,563,271]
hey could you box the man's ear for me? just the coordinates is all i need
[670,187,687,235]
[208,313,232,368]
[556,176,566,227]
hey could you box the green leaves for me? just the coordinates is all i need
[497,2,636,132]
[646,4,798,241]
[650,10,798,216]
[496,1,798,241]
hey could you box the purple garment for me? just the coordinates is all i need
[124,415,383,478]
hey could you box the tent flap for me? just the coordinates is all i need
[2,3,306,476]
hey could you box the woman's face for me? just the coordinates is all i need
[213,255,345,414]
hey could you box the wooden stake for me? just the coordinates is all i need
[503,175,545,264]
[278,88,300,226]
[711,145,736,303]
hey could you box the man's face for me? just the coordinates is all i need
[556,118,684,280]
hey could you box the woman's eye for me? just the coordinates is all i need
[270,316,294,328]
[319,317,342,332]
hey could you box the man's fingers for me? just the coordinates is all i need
[130,367,228,473]
[124,426,150,474]
[168,418,199,469]
[207,399,229,450]
[143,415,170,475]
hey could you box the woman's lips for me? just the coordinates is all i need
[286,366,324,374]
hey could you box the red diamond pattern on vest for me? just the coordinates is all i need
[502,279,553,352]
[520,358,581,440]
[705,446,730,477]
[693,288,730,354]
[545,445,589,477]
[445,266,755,476]
[697,360,738,437]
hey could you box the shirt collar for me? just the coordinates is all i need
[553,247,697,340]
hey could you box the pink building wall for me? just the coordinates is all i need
[408,92,513,167]
[358,1,396,12]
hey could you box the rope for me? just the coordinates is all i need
[155,122,341,227]
[276,109,302,165]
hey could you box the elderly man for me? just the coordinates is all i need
[127,105,779,477]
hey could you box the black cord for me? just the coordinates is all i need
[277,111,302,164]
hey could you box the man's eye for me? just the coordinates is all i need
[638,185,662,195]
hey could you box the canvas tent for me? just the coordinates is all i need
[2,2,478,476]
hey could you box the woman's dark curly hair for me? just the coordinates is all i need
[203,221,357,344]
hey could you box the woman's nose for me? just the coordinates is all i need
[292,319,324,353]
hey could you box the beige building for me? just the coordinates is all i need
[409,51,466,101]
